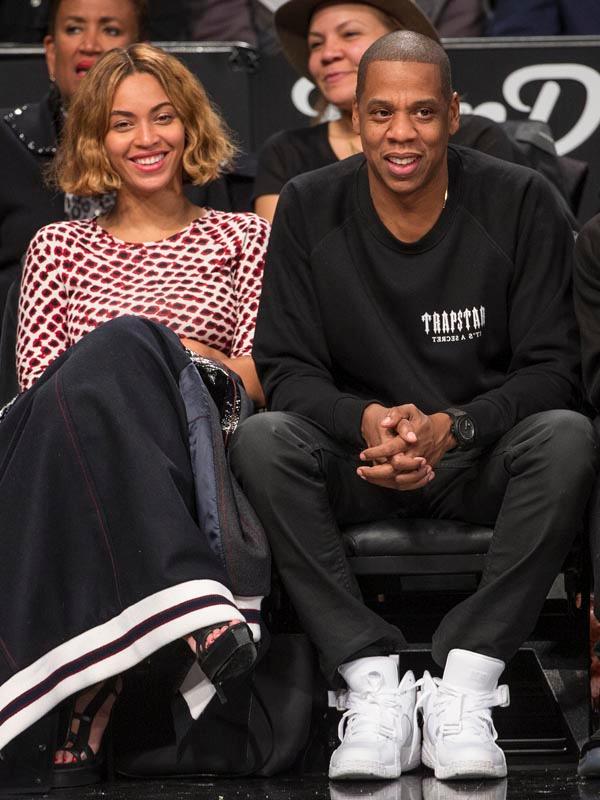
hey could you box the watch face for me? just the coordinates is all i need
[458,415,475,442]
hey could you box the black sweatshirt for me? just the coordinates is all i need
[253,145,580,450]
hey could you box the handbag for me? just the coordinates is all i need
[115,633,315,778]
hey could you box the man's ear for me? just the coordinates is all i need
[44,35,56,82]
[352,96,360,134]
[448,91,460,136]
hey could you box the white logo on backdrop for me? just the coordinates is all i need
[291,63,600,155]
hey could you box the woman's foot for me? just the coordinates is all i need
[54,676,122,768]
[185,619,241,656]
[187,620,257,702]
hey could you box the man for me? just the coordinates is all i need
[230,30,597,782]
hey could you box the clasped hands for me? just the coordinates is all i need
[358,403,457,491]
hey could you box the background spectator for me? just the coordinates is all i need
[487,0,600,36]
[145,0,258,45]
[415,0,486,37]
[0,0,49,43]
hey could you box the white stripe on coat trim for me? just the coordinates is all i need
[0,580,262,750]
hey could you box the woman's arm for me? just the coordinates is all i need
[16,225,70,391]
[180,212,270,408]
[181,338,265,407]
[254,194,279,224]
[253,131,297,224]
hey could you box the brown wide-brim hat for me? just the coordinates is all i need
[275,0,440,79]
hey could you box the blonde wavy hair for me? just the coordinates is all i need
[52,43,237,195]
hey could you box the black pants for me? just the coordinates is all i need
[230,410,598,683]
[0,316,264,751]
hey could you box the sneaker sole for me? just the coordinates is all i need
[329,764,402,781]
[329,746,421,781]
[421,741,507,780]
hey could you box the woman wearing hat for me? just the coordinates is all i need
[253,0,525,223]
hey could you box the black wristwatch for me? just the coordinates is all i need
[444,408,476,449]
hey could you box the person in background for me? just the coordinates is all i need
[145,0,258,45]
[253,0,527,223]
[415,0,486,37]
[486,0,600,36]
[572,212,600,777]
[0,43,269,790]
[0,0,49,42]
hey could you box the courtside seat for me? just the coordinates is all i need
[342,518,492,577]
[340,517,589,764]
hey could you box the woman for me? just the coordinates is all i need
[253,0,527,223]
[0,0,250,405]
[0,0,144,402]
[0,43,270,789]
[0,0,143,306]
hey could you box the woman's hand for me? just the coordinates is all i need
[180,338,265,408]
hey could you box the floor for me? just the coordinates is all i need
[5,593,597,799]
[24,770,600,800]
[10,644,598,800]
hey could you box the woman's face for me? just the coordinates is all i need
[104,72,187,198]
[307,3,393,112]
[44,0,139,103]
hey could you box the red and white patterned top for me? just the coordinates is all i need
[17,210,269,391]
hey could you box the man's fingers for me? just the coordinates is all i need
[357,461,434,492]
[390,453,430,473]
[380,408,404,428]
[396,419,417,443]
[360,437,411,461]
[357,463,398,481]
[358,458,428,480]
[394,469,435,490]
[381,406,420,443]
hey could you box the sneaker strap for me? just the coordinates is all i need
[436,684,510,738]
[334,682,417,743]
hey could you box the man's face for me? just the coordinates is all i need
[352,59,459,208]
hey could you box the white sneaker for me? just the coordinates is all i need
[328,656,421,781]
[419,649,509,780]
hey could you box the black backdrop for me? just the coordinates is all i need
[2,36,600,220]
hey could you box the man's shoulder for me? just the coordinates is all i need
[452,143,558,217]
[274,156,362,247]
[452,142,538,185]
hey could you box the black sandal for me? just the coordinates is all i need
[193,621,257,703]
[52,676,121,789]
